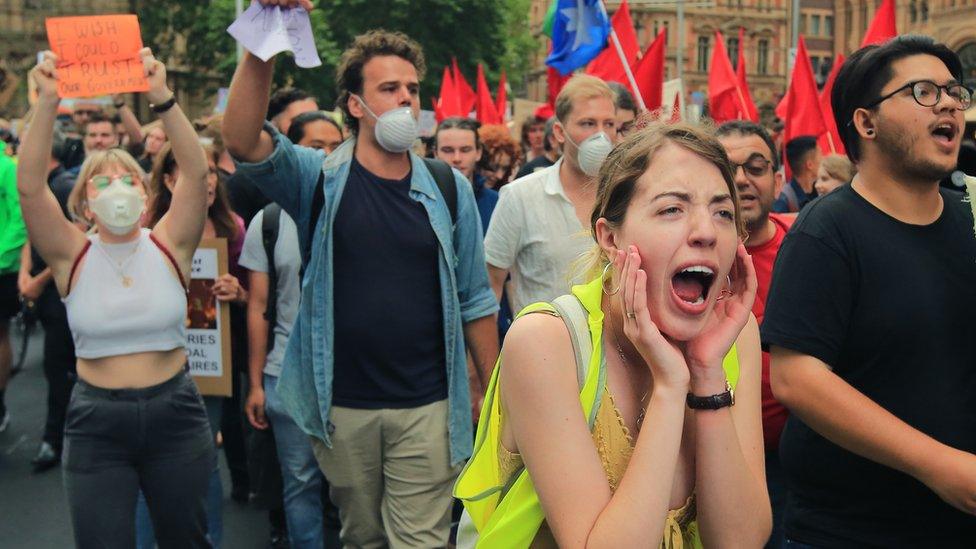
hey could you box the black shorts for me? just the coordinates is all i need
[0,272,19,320]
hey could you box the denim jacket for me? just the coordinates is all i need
[233,123,498,465]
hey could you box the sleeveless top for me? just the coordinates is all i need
[497,383,700,549]
[64,228,188,359]
[455,276,737,548]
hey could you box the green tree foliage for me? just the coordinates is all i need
[136,0,535,112]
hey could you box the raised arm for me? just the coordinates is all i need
[16,53,87,278]
[113,94,143,147]
[143,48,210,269]
[223,52,276,163]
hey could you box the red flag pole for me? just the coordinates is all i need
[597,0,646,111]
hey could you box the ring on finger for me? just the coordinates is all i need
[626,311,636,319]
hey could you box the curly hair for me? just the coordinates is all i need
[335,30,426,135]
[478,124,522,188]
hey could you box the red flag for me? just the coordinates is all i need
[817,54,846,155]
[861,0,897,47]
[736,27,760,122]
[585,0,638,85]
[708,30,751,123]
[547,66,570,109]
[476,64,502,124]
[496,70,508,121]
[631,29,666,111]
[776,36,829,178]
[435,66,461,122]
[432,97,444,123]
[668,93,682,123]
[452,57,477,115]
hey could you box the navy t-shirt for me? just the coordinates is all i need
[331,158,446,409]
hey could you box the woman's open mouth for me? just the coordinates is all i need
[670,264,717,315]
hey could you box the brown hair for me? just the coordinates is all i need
[584,122,746,279]
[335,30,426,135]
[477,124,522,188]
[519,114,546,152]
[555,74,615,123]
[820,154,856,184]
[146,143,239,241]
[67,148,148,226]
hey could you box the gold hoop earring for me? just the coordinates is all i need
[602,262,620,296]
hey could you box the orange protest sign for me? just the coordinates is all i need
[45,14,149,98]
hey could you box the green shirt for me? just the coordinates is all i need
[0,142,26,274]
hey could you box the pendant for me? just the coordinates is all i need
[122,276,133,288]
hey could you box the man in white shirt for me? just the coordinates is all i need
[484,74,618,313]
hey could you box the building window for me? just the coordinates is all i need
[810,56,821,78]
[698,35,711,72]
[811,14,821,36]
[922,1,929,21]
[910,0,918,22]
[824,15,834,36]
[757,39,769,75]
[861,4,869,31]
[846,1,853,41]
[727,36,740,70]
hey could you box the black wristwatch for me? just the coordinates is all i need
[687,381,735,410]
[150,95,177,114]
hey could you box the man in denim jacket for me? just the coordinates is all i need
[223,24,499,548]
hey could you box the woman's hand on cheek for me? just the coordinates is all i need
[617,246,689,392]
[684,242,757,391]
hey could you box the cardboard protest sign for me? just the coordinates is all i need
[187,238,233,397]
[45,14,149,98]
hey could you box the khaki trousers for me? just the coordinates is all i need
[311,399,460,549]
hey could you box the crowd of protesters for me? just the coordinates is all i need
[1,1,976,547]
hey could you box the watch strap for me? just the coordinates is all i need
[686,380,735,410]
[150,95,177,114]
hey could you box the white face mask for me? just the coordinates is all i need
[89,177,146,235]
[355,95,419,153]
[561,123,613,177]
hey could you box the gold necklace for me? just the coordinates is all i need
[606,310,649,430]
[95,236,142,288]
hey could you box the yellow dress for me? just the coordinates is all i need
[497,388,701,549]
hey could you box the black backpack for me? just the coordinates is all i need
[261,158,459,350]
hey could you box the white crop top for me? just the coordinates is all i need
[64,229,188,359]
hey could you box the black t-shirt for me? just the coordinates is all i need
[762,184,976,547]
[224,169,271,229]
[514,154,555,180]
[331,158,446,409]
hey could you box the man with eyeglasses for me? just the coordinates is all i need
[762,36,976,546]
[715,120,794,548]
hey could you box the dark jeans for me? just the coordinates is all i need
[37,296,76,450]
[63,369,215,549]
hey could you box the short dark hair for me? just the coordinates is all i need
[335,30,426,135]
[785,136,818,174]
[832,35,964,163]
[267,88,314,122]
[520,114,546,149]
[607,81,637,114]
[543,116,557,152]
[434,117,481,149]
[287,111,344,144]
[83,112,114,134]
[715,120,781,171]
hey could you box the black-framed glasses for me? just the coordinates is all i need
[731,156,773,178]
[866,80,973,110]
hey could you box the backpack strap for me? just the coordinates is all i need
[148,233,188,292]
[422,157,458,226]
[65,240,92,295]
[261,203,282,353]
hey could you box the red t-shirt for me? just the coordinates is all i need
[745,213,794,451]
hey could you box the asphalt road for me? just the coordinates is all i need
[0,324,273,548]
